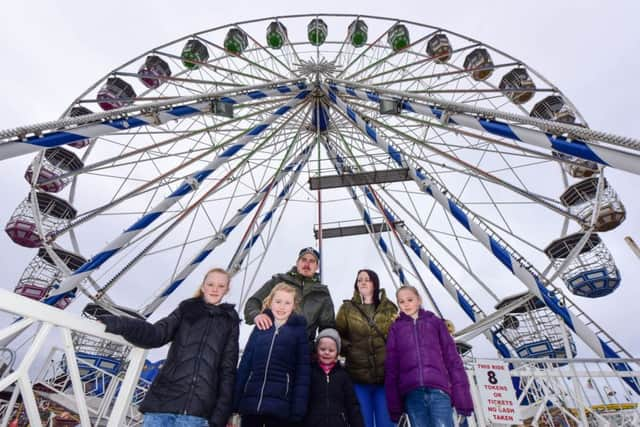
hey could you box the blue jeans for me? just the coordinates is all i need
[354,383,395,427]
[404,387,454,427]
[143,412,208,427]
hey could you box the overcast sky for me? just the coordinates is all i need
[1,1,639,360]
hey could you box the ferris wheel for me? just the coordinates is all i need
[2,13,640,401]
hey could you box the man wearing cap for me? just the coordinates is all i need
[244,247,336,344]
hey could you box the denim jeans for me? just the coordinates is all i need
[404,387,454,427]
[143,412,208,427]
[354,383,395,427]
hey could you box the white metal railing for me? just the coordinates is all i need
[33,346,150,425]
[0,290,147,427]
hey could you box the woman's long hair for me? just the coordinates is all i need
[353,269,381,307]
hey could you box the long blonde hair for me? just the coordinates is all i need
[194,268,230,298]
[262,282,301,312]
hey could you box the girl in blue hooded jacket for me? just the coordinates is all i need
[233,283,310,427]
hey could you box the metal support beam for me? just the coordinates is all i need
[313,221,403,239]
[0,80,307,160]
[327,79,640,175]
[309,168,410,189]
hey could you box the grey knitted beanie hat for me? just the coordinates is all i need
[316,328,341,354]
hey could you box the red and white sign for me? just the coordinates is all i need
[474,360,521,425]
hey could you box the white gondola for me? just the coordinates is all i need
[426,33,452,63]
[495,293,576,359]
[530,95,576,124]
[464,48,494,81]
[14,248,85,309]
[545,232,621,298]
[499,68,536,104]
[560,177,626,231]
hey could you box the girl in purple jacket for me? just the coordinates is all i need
[384,286,473,427]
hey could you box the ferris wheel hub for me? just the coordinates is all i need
[295,57,340,78]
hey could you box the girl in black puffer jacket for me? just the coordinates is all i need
[98,268,239,427]
[303,328,364,427]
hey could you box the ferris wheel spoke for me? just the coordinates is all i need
[93,99,311,301]
[229,137,315,276]
[373,62,517,89]
[323,133,402,289]
[196,34,291,81]
[346,96,583,173]
[328,32,354,70]
[235,193,293,308]
[43,91,311,305]
[94,146,256,299]
[357,40,480,83]
[378,185,502,303]
[41,98,297,194]
[243,31,301,78]
[228,134,315,270]
[321,135,426,299]
[136,132,311,263]
[331,100,557,255]
[141,134,315,316]
[114,70,245,89]
[324,135,492,321]
[155,50,274,84]
[327,128,432,296]
[335,20,401,79]
[198,106,312,233]
[343,24,435,82]
[344,98,563,210]
[372,183,500,308]
[328,80,640,174]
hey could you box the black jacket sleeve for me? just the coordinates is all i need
[99,306,182,349]
[344,373,365,427]
[210,318,240,427]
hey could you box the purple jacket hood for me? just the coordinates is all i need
[384,309,473,421]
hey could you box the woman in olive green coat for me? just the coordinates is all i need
[336,269,398,427]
